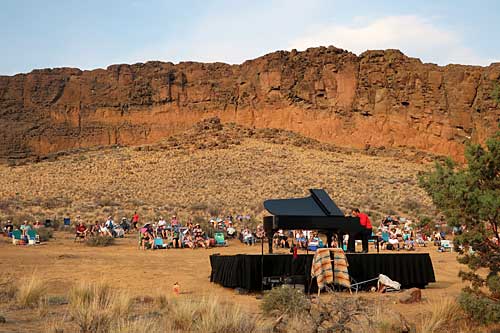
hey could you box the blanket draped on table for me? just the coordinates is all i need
[311,248,351,290]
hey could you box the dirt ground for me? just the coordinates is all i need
[0,231,465,332]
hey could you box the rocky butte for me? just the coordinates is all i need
[0,46,499,163]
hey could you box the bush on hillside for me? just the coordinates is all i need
[37,227,53,242]
[261,285,310,316]
[85,236,114,247]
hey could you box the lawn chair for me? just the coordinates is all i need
[27,229,40,245]
[381,231,390,249]
[11,230,23,245]
[154,237,165,249]
[63,218,71,227]
[214,232,227,246]
[439,240,453,252]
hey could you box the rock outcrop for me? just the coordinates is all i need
[1,46,499,162]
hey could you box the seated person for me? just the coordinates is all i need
[226,224,237,238]
[75,222,88,240]
[90,221,100,236]
[194,233,208,249]
[183,232,194,249]
[171,228,181,248]
[278,229,288,248]
[308,234,321,248]
[120,217,131,233]
[242,227,255,246]
[33,220,42,229]
[20,221,31,237]
[157,217,167,238]
[4,220,14,235]
[404,237,415,250]
[387,234,400,250]
[298,232,308,250]
[255,224,265,239]
[140,224,155,250]
[99,222,113,237]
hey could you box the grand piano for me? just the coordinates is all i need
[263,189,367,253]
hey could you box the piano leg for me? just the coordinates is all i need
[267,231,274,254]
[326,232,333,248]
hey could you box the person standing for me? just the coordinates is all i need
[351,208,372,253]
[132,212,139,230]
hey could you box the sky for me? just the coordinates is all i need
[1,0,499,75]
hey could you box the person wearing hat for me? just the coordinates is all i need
[140,223,154,250]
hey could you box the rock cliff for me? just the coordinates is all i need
[1,46,499,162]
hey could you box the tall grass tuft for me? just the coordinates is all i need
[16,273,47,308]
[0,274,18,302]
[110,318,162,333]
[68,281,132,333]
[417,298,462,333]
[166,296,260,332]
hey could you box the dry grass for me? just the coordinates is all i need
[0,122,434,225]
[166,296,262,333]
[417,298,464,333]
[0,274,18,302]
[16,273,47,308]
[68,281,132,333]
[110,318,162,333]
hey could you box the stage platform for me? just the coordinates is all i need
[210,253,435,291]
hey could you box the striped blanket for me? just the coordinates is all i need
[311,248,351,290]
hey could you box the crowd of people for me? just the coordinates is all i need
[139,215,211,250]
[3,209,482,253]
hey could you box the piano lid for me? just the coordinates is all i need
[263,189,345,217]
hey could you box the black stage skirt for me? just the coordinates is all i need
[210,253,435,291]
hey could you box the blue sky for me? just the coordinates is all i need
[1,0,499,75]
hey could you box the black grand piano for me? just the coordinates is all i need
[263,189,368,253]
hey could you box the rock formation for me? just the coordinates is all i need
[1,46,499,162]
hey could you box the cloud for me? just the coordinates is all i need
[288,15,490,66]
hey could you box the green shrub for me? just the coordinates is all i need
[458,290,500,324]
[37,227,53,242]
[85,236,115,247]
[261,285,310,316]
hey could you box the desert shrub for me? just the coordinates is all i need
[85,235,115,247]
[401,198,421,213]
[46,295,69,305]
[69,282,132,333]
[458,291,500,325]
[16,274,47,308]
[261,285,310,316]
[37,227,54,242]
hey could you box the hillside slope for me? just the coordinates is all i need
[0,119,434,224]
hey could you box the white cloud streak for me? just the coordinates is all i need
[288,15,491,66]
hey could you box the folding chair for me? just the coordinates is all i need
[154,237,165,249]
[440,240,453,252]
[214,232,227,246]
[27,229,40,245]
[11,230,23,245]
